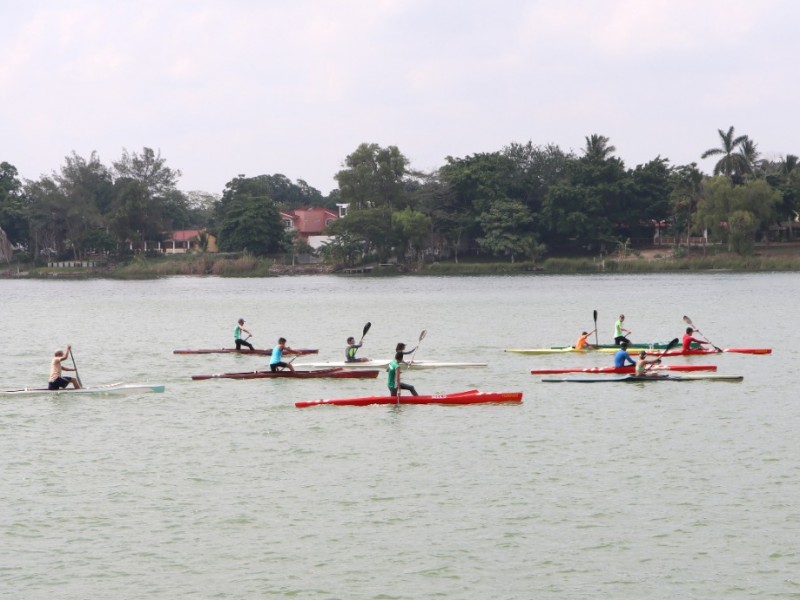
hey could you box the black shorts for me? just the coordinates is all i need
[48,376,72,390]
[270,362,288,372]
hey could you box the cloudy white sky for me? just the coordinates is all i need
[2,0,798,195]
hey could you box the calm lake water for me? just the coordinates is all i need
[2,273,799,599]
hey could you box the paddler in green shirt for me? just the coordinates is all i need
[614,314,631,345]
[234,318,254,351]
[387,351,418,397]
[345,336,369,363]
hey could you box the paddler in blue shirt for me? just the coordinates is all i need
[269,337,295,372]
[613,341,636,368]
[234,318,254,351]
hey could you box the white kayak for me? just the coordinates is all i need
[293,360,487,370]
[0,382,166,396]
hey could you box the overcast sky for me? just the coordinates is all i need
[2,0,798,196]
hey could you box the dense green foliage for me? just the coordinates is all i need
[2,127,799,265]
[0,150,329,261]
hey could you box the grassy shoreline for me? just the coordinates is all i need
[3,246,800,279]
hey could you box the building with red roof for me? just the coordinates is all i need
[281,207,339,249]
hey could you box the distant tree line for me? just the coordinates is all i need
[0,148,332,262]
[1,128,798,264]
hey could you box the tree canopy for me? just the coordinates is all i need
[1,126,797,264]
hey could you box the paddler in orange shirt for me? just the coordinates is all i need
[574,329,597,350]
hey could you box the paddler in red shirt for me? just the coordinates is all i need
[682,327,715,352]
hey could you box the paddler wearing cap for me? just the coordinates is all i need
[48,345,81,390]
[613,340,636,368]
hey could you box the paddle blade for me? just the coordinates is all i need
[419,329,427,342]
[666,337,680,352]
[593,310,597,323]
[362,322,371,337]
[682,315,693,326]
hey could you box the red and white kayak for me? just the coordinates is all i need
[641,347,771,357]
[191,368,379,380]
[173,348,318,356]
[295,389,523,408]
[531,364,717,375]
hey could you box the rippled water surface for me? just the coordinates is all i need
[2,273,799,599]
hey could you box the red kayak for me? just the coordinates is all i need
[295,390,523,408]
[192,368,378,380]
[174,348,318,356]
[642,347,771,357]
[531,364,717,375]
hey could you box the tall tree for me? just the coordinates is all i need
[113,147,181,197]
[668,163,704,243]
[23,176,66,259]
[333,143,411,261]
[477,198,535,262]
[109,179,166,251]
[54,152,115,257]
[392,207,431,264]
[701,126,749,181]
[335,143,409,211]
[695,177,780,248]
[583,134,616,161]
[216,176,286,255]
[738,138,760,179]
[0,162,27,246]
[502,141,572,215]
[541,145,630,251]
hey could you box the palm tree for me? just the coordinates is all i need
[779,154,799,176]
[701,126,749,179]
[583,134,616,161]
[738,138,761,179]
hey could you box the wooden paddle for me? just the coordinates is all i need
[682,315,722,352]
[644,337,680,372]
[408,330,427,366]
[395,362,402,404]
[69,345,83,387]
[360,321,371,343]
[593,310,599,346]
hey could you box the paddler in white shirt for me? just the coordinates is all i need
[48,345,81,390]
[634,350,662,376]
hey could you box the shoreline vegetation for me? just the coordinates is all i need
[2,244,799,279]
